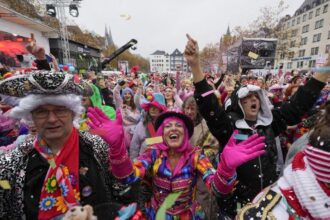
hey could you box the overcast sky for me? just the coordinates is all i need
[73,0,304,58]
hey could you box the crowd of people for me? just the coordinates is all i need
[0,35,329,220]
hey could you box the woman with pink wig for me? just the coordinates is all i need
[88,107,266,219]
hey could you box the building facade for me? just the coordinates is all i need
[276,0,330,71]
[150,49,188,73]
[170,49,188,72]
[149,50,170,73]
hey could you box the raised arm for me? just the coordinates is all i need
[153,78,160,93]
[173,88,183,109]
[129,122,143,160]
[271,54,330,136]
[113,84,123,109]
[175,71,181,92]
[184,34,204,83]
[197,131,266,195]
[184,34,234,148]
[87,107,153,184]
[133,88,144,110]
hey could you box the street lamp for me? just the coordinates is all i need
[46,4,56,17]
[42,0,83,64]
[69,4,79,17]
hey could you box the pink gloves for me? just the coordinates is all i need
[213,131,265,194]
[218,130,266,178]
[87,107,124,154]
[87,107,133,178]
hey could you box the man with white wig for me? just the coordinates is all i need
[0,71,131,219]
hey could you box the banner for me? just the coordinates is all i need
[118,60,129,74]
[249,69,276,77]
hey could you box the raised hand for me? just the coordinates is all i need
[87,107,124,147]
[219,130,266,176]
[184,34,199,67]
[172,87,178,95]
[184,34,204,83]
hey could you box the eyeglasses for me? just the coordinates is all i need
[32,108,71,119]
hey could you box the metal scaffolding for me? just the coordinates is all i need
[41,0,82,64]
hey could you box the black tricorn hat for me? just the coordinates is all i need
[155,110,194,138]
[0,70,93,97]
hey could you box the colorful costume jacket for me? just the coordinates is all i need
[121,146,223,220]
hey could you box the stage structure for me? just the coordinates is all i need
[41,0,82,64]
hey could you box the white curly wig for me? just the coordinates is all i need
[10,94,84,128]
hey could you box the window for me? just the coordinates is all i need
[302,25,309,33]
[290,40,296,47]
[303,14,307,22]
[291,30,298,37]
[287,62,292,69]
[297,17,301,24]
[301,37,308,45]
[309,60,316,68]
[311,47,319,55]
[298,49,305,57]
[315,19,324,29]
[326,45,330,53]
[328,31,330,39]
[282,32,288,40]
[282,43,288,51]
[309,11,313,19]
[324,4,329,13]
[292,19,296,26]
[312,33,321,42]
[297,61,304,68]
[316,8,321,16]
[288,51,295,59]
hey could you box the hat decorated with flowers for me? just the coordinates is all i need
[0,70,93,97]
[141,92,166,112]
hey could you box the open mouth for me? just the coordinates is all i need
[169,134,179,140]
[251,104,257,110]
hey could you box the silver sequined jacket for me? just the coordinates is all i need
[0,131,112,219]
